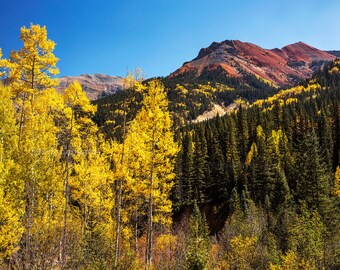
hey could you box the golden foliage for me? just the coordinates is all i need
[335,166,340,198]
[229,235,258,270]
[269,250,317,270]
[252,83,322,111]
[0,24,59,94]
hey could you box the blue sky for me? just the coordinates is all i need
[1,0,340,78]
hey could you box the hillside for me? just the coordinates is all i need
[171,60,340,268]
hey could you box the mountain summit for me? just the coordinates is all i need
[170,40,335,87]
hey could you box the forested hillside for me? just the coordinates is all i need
[95,71,279,131]
[172,60,340,268]
[0,24,339,270]
[91,40,340,269]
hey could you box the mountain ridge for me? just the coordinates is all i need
[169,40,336,87]
[57,74,126,100]
[56,41,339,101]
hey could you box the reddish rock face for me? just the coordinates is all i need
[170,40,336,87]
[57,74,126,100]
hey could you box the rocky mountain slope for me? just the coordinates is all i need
[170,40,335,87]
[57,74,125,100]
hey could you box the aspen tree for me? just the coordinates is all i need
[0,25,63,269]
[0,84,22,262]
[127,80,178,269]
[59,81,97,265]
[0,24,59,146]
[111,74,144,268]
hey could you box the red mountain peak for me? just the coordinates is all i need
[170,40,336,87]
[281,42,335,63]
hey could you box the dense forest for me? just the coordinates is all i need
[0,24,339,270]
[172,63,340,269]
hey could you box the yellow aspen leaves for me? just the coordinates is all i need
[0,24,59,95]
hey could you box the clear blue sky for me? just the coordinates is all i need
[1,0,340,78]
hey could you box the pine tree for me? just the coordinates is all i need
[193,125,209,204]
[252,126,276,206]
[295,130,331,216]
[208,128,226,200]
[237,106,249,163]
[181,132,194,205]
[226,117,242,189]
[272,167,292,211]
[318,110,333,173]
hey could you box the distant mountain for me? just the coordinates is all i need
[326,50,340,58]
[169,40,336,87]
[57,74,125,100]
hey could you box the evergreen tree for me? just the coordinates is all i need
[295,130,331,216]
[226,117,242,189]
[252,126,276,206]
[181,132,194,205]
[237,105,249,163]
[192,125,209,204]
[208,128,226,200]
[318,110,333,173]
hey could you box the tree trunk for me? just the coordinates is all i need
[60,112,73,266]
[114,107,127,268]
[145,126,156,270]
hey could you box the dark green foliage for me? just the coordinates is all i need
[93,88,143,141]
[228,187,239,213]
[272,167,292,211]
[181,133,194,205]
[207,127,227,200]
[192,126,209,204]
[237,105,250,163]
[295,130,331,214]
[225,117,242,189]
